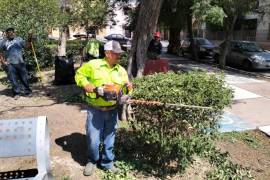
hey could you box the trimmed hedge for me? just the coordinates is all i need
[117,71,233,176]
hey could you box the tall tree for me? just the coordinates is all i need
[0,0,60,70]
[191,0,225,61]
[0,0,59,37]
[159,0,186,54]
[159,0,224,58]
[213,0,257,68]
[72,0,113,37]
[186,0,199,61]
[58,0,71,56]
[125,0,225,74]
[58,0,112,56]
[127,0,164,78]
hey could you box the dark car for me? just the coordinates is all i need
[178,37,217,58]
[215,40,270,70]
[104,34,131,51]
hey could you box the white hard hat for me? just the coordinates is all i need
[104,40,124,54]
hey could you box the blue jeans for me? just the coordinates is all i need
[86,107,118,169]
[7,63,31,95]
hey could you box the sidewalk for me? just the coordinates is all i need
[161,53,270,132]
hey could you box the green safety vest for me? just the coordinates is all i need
[85,39,100,58]
[75,58,129,107]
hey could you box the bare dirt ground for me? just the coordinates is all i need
[0,82,99,180]
[0,80,270,179]
[216,130,270,180]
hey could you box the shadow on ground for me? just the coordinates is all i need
[55,132,88,166]
[54,129,174,178]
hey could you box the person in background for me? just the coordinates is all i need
[75,40,132,176]
[0,28,32,98]
[147,31,162,60]
[83,33,105,62]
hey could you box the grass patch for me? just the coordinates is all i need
[219,131,260,148]
[98,161,136,180]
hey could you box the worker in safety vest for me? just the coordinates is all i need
[75,40,132,176]
[83,34,105,61]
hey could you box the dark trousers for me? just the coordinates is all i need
[7,63,31,95]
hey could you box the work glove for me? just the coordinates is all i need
[119,95,130,105]
[125,82,133,93]
[94,87,104,97]
[27,31,33,42]
[84,84,95,93]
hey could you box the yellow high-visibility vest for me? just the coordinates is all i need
[75,58,129,107]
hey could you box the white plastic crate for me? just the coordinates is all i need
[0,116,51,180]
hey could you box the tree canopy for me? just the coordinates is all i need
[0,0,59,37]
[63,0,113,33]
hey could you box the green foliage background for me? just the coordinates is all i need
[0,0,60,77]
[0,0,59,36]
[0,0,112,75]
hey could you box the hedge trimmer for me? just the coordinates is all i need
[127,99,213,110]
[99,84,213,110]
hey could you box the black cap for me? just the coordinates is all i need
[5,27,15,32]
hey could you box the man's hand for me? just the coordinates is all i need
[94,87,104,96]
[3,61,9,65]
[119,95,130,104]
[125,82,133,92]
[84,84,95,93]
[0,55,8,65]
[27,35,32,42]
[27,30,33,42]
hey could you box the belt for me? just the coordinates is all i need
[90,105,117,111]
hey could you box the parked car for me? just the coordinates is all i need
[215,40,270,70]
[178,37,217,58]
[104,34,131,51]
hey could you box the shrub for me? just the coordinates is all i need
[118,71,233,176]
[26,39,84,81]
[66,39,86,57]
[25,41,54,69]
[23,40,54,81]
[45,39,86,63]
[119,52,129,69]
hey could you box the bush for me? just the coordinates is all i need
[118,71,233,176]
[25,39,84,81]
[45,39,86,63]
[67,39,86,57]
[119,52,129,69]
[23,40,54,81]
[25,41,54,69]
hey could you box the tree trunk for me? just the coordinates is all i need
[187,9,198,61]
[127,0,164,78]
[167,27,181,54]
[58,0,70,57]
[58,25,68,56]
[219,15,238,68]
